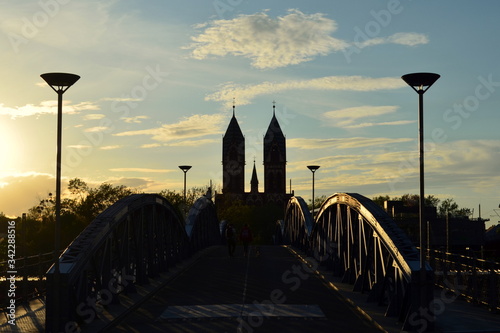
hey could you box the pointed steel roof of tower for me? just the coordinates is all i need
[223,102,244,141]
[250,159,259,192]
[264,102,285,145]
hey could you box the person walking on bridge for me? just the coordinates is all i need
[239,224,253,257]
[225,223,236,257]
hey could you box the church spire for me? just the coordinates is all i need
[222,99,245,194]
[250,158,259,193]
[264,101,286,194]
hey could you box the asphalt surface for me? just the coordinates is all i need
[110,245,383,333]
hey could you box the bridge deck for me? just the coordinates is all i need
[2,245,500,332]
[111,245,383,333]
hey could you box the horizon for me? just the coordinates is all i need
[1,1,499,228]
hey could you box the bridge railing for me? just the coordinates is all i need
[427,248,500,311]
[0,252,53,308]
[280,193,433,332]
[45,193,221,333]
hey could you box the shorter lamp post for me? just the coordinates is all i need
[179,165,192,217]
[307,165,320,220]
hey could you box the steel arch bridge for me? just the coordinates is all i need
[279,193,433,331]
[45,193,221,332]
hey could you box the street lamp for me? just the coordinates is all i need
[307,165,320,220]
[178,165,192,217]
[41,72,80,332]
[401,72,440,270]
[402,72,439,329]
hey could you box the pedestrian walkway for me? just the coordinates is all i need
[2,245,500,332]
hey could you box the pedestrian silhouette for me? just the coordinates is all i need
[225,223,236,257]
[240,224,253,257]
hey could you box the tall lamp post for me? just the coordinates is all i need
[401,72,440,270]
[178,165,192,217]
[41,72,80,332]
[402,72,439,328]
[307,165,320,220]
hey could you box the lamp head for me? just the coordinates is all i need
[401,72,440,93]
[41,72,80,93]
[178,165,192,173]
[307,165,320,173]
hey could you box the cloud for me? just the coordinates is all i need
[84,126,112,133]
[356,32,429,48]
[207,76,405,106]
[0,101,99,119]
[114,113,226,143]
[100,145,121,150]
[288,137,413,150]
[0,173,56,217]
[122,116,150,124]
[187,10,427,69]
[83,114,106,120]
[68,144,92,149]
[109,168,172,173]
[323,105,405,128]
[186,9,347,69]
[141,143,162,149]
[347,120,415,129]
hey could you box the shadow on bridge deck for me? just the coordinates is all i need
[3,245,500,333]
[108,245,384,333]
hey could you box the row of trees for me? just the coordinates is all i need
[0,178,210,257]
[307,193,472,218]
[1,179,474,258]
[372,194,473,218]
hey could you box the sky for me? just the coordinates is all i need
[1,0,499,227]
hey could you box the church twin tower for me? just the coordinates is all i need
[217,103,291,207]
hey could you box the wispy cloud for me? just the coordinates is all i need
[114,113,226,143]
[109,168,172,173]
[347,120,415,129]
[322,105,406,128]
[0,101,99,119]
[84,126,112,133]
[207,77,405,106]
[356,32,429,48]
[100,145,121,150]
[187,10,427,69]
[288,137,412,150]
[122,115,150,124]
[83,113,106,120]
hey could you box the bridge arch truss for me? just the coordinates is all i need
[282,193,432,330]
[46,193,220,332]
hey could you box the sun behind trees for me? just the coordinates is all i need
[1,178,212,257]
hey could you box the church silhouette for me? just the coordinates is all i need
[215,103,293,210]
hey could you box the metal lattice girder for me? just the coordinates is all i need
[185,196,222,253]
[45,193,220,332]
[282,196,313,250]
[283,193,433,331]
